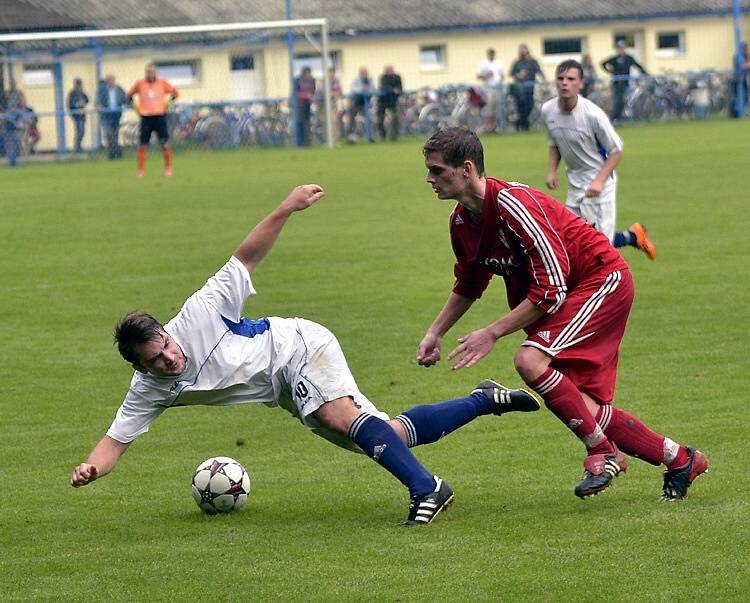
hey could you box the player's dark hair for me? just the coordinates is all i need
[556,59,584,79]
[114,311,163,364]
[422,127,485,176]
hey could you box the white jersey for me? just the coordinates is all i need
[106,257,358,444]
[477,59,504,87]
[540,95,623,193]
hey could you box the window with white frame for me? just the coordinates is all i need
[154,60,200,86]
[542,38,583,63]
[420,45,445,71]
[656,32,685,57]
[22,63,54,87]
[293,52,340,80]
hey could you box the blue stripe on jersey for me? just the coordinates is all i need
[221,315,270,338]
[593,133,608,162]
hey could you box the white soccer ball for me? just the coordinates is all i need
[191,456,251,514]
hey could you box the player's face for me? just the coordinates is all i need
[556,68,583,100]
[146,66,157,81]
[134,330,186,377]
[425,151,466,200]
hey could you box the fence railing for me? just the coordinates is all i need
[1,69,745,164]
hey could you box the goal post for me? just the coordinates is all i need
[0,18,334,158]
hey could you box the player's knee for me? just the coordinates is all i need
[513,346,548,384]
[313,396,363,434]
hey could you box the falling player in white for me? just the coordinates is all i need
[540,59,656,260]
[69,184,539,525]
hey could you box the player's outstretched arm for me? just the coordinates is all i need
[234,184,325,274]
[70,435,130,487]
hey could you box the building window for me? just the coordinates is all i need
[420,45,445,71]
[656,32,685,57]
[22,63,54,87]
[292,52,339,79]
[154,60,200,86]
[542,38,583,64]
[614,32,637,49]
[231,55,255,71]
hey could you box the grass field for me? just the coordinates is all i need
[1,119,748,601]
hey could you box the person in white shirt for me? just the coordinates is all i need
[476,48,504,133]
[541,59,656,259]
[69,184,539,525]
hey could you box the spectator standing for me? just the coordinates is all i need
[293,66,316,146]
[476,48,504,133]
[730,41,750,118]
[600,40,648,123]
[376,65,403,141]
[315,66,344,141]
[127,63,179,178]
[96,74,128,159]
[581,54,597,98]
[347,67,374,143]
[510,44,545,131]
[67,78,89,153]
[3,79,27,166]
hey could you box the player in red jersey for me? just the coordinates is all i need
[417,127,708,500]
[127,63,179,178]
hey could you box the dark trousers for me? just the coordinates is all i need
[376,101,399,140]
[3,122,21,166]
[102,114,122,159]
[513,89,535,131]
[72,115,85,152]
[294,102,312,146]
[611,82,629,121]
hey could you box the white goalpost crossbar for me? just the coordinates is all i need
[0,19,334,148]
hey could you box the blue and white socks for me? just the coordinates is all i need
[348,413,435,497]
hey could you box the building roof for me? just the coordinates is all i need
[0,0,750,55]
[1,0,748,48]
[0,0,84,33]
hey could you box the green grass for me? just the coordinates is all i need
[1,119,748,601]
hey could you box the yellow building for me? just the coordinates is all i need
[2,0,748,151]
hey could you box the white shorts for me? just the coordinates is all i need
[279,319,389,450]
[566,180,617,241]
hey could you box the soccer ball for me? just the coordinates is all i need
[191,456,251,514]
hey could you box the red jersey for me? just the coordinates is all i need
[450,178,628,314]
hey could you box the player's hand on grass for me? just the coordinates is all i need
[546,173,559,190]
[417,333,442,366]
[448,327,496,370]
[282,184,325,213]
[70,463,99,487]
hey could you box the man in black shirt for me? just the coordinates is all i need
[376,65,403,141]
[601,41,648,122]
[510,44,545,131]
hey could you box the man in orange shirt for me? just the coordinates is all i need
[127,63,179,177]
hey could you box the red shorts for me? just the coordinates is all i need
[522,269,634,404]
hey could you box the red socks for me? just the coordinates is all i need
[163,147,173,169]
[596,405,689,468]
[530,368,611,454]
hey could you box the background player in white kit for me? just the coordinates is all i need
[69,184,539,525]
[540,59,656,260]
